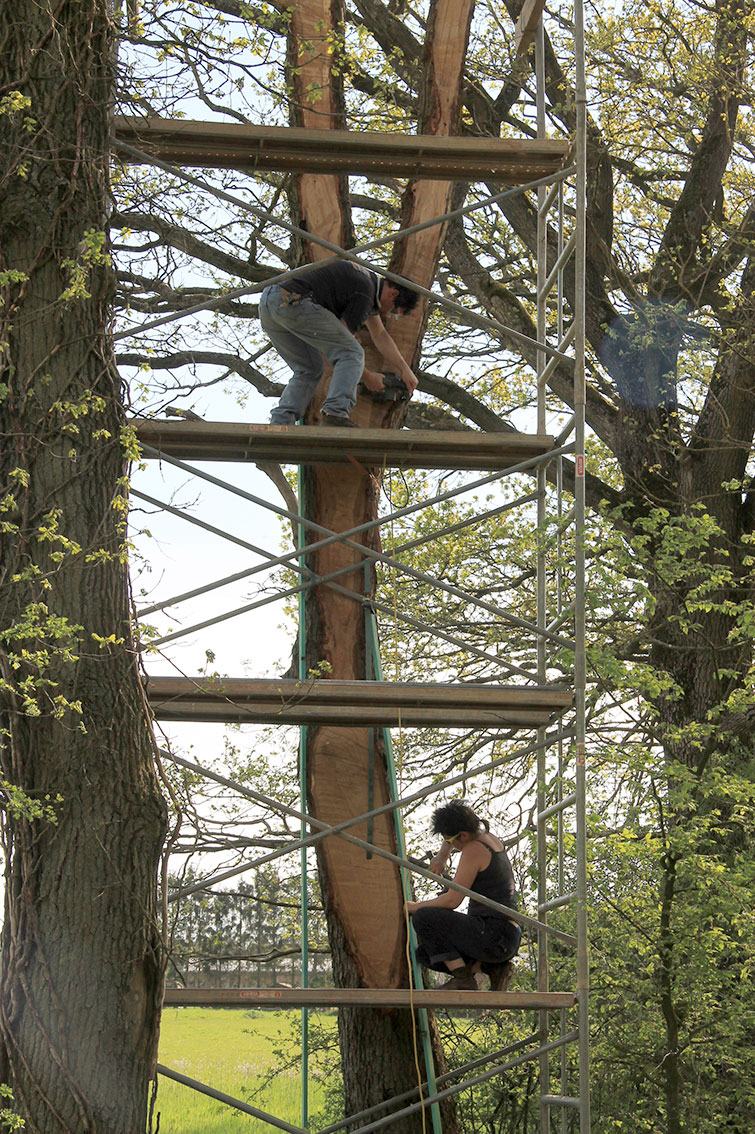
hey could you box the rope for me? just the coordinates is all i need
[404,903,428,1134]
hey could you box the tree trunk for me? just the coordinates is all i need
[285,1,473,1127]
[596,175,755,1134]
[0,3,167,1130]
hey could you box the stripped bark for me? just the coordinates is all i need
[287,0,473,1127]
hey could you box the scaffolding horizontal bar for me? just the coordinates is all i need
[157,1064,306,1133]
[539,792,577,821]
[318,1032,542,1134]
[146,676,573,727]
[541,1095,581,1108]
[134,419,555,472]
[546,604,574,634]
[538,177,562,219]
[163,987,577,1010]
[114,117,569,183]
[538,232,577,302]
[539,892,576,913]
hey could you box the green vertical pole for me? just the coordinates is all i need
[364,564,375,858]
[297,467,309,1128]
[365,610,443,1134]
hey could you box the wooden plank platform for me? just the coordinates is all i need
[133,419,554,472]
[164,987,577,1011]
[146,677,573,728]
[515,0,548,55]
[113,118,569,184]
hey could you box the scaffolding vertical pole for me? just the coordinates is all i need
[574,0,591,1130]
[297,469,310,1128]
[555,171,568,1134]
[535,16,551,1134]
[556,454,568,1134]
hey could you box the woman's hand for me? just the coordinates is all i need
[405,900,421,915]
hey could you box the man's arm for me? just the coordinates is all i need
[365,314,419,392]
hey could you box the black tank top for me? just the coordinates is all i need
[468,842,517,918]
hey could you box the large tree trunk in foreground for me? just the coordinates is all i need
[0,3,167,1130]
[286,1,473,1127]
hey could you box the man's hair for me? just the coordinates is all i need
[393,284,419,313]
[431,800,489,838]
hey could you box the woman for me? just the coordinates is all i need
[405,801,522,991]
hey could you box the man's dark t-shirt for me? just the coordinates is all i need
[285,262,380,332]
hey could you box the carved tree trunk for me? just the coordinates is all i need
[285,1,474,1127]
[0,3,167,1130]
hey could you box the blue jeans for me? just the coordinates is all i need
[260,284,365,423]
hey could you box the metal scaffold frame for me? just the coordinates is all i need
[126,3,590,1130]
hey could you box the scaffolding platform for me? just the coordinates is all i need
[114,118,570,183]
[146,677,573,727]
[163,986,577,1011]
[134,419,554,472]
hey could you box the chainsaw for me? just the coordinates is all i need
[359,372,410,403]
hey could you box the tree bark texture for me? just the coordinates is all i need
[284,0,355,259]
[0,3,167,1131]
[286,1,473,1128]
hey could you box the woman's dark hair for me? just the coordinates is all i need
[431,800,489,838]
[393,284,419,313]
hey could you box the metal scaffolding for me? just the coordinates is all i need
[126,2,590,1130]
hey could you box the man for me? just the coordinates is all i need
[261,260,420,427]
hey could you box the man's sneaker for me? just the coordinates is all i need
[321,412,358,428]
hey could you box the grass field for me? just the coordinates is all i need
[155,1007,336,1133]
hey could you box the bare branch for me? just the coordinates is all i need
[648,0,750,300]
[116,350,283,396]
[112,210,273,283]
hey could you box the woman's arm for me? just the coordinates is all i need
[428,841,452,875]
[406,842,488,914]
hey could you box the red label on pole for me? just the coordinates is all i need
[576,743,586,766]
[576,455,585,477]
